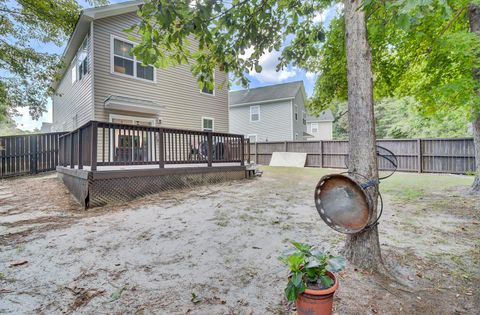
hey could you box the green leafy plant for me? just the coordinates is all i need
[278,241,346,302]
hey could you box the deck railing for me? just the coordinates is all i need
[58,121,248,170]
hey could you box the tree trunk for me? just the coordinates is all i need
[343,0,383,270]
[469,4,480,193]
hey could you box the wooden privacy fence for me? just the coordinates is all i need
[250,138,476,174]
[58,121,246,170]
[0,132,66,178]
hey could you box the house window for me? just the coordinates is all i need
[250,105,260,122]
[71,35,89,85]
[202,117,214,131]
[295,133,298,140]
[311,123,319,133]
[302,110,306,125]
[112,36,155,81]
[294,104,298,120]
[247,134,257,143]
[71,65,77,84]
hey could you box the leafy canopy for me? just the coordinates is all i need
[311,0,480,122]
[0,0,108,122]
[131,0,335,90]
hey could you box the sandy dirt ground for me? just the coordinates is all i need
[0,167,479,315]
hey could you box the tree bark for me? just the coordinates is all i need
[343,0,383,270]
[469,4,480,193]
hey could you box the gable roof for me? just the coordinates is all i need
[229,81,305,107]
[306,109,334,122]
[52,1,143,90]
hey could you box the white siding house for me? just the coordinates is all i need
[229,81,312,142]
[306,110,334,140]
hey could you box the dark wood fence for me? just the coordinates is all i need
[0,132,66,178]
[58,121,246,170]
[250,138,476,174]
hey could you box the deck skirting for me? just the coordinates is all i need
[57,165,247,208]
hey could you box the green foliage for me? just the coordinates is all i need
[0,0,108,122]
[278,241,345,301]
[133,0,335,90]
[311,1,480,125]
[332,97,471,140]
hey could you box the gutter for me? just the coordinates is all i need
[229,97,294,108]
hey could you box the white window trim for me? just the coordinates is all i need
[108,114,157,162]
[110,35,157,83]
[71,63,77,85]
[294,104,298,120]
[311,122,319,133]
[250,105,260,122]
[199,72,216,96]
[247,134,257,143]
[202,117,214,131]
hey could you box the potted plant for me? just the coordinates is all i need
[278,241,346,315]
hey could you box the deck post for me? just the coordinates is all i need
[246,138,251,164]
[69,133,74,169]
[78,128,83,169]
[240,136,245,166]
[255,142,258,164]
[207,132,213,167]
[91,122,98,171]
[159,128,164,168]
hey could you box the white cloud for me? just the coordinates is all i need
[241,48,297,83]
[313,11,326,24]
[306,72,316,80]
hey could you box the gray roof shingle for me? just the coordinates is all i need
[229,81,304,106]
[306,109,334,122]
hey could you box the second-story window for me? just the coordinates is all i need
[112,37,154,82]
[311,123,319,133]
[72,35,89,85]
[250,105,260,122]
[302,110,306,125]
[294,104,298,120]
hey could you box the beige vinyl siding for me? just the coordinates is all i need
[307,121,333,140]
[229,101,293,142]
[92,12,229,133]
[52,29,93,132]
[291,89,307,140]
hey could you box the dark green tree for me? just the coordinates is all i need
[0,0,108,122]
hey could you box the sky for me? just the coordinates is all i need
[14,1,339,131]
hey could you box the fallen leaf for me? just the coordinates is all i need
[109,286,125,302]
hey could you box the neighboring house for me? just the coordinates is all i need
[306,110,334,140]
[51,1,228,134]
[40,122,53,133]
[229,81,312,142]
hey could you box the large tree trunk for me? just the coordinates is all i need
[343,0,383,270]
[469,4,480,193]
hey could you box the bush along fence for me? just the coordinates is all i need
[0,132,66,178]
[249,138,476,174]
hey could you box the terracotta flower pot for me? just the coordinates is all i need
[296,271,339,315]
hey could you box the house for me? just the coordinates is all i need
[229,81,333,142]
[40,122,53,133]
[306,110,334,140]
[51,0,228,134]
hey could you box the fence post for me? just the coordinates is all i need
[78,128,83,169]
[158,128,164,168]
[240,136,245,166]
[91,122,98,171]
[30,135,38,174]
[417,138,422,173]
[207,132,213,167]
[69,133,74,169]
[255,142,258,164]
[319,140,323,168]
